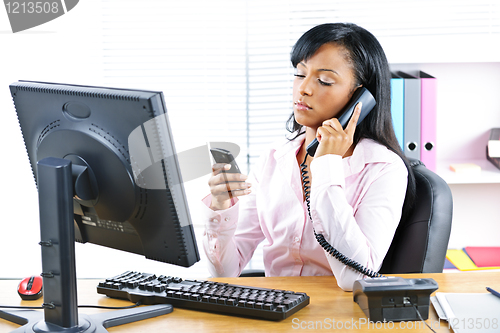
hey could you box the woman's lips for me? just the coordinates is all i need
[295,101,312,111]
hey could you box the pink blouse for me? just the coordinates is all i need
[201,134,408,291]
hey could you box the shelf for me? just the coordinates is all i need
[436,159,500,185]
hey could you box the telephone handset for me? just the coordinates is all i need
[300,87,381,278]
[306,87,377,156]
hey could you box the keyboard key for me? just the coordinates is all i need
[276,305,286,312]
[127,281,138,288]
[282,300,294,309]
[263,303,274,311]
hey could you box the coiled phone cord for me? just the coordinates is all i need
[301,154,438,332]
[300,153,382,278]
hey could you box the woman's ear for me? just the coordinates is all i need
[348,84,363,98]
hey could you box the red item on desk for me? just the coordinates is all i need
[464,247,500,267]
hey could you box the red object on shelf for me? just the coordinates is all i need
[464,246,500,267]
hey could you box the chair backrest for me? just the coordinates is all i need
[379,159,453,274]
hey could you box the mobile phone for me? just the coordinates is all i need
[306,87,376,156]
[210,148,241,174]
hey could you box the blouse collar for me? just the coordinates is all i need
[273,132,399,177]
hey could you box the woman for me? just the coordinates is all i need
[201,23,415,291]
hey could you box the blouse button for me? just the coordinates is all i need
[294,236,300,242]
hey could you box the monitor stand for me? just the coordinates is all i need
[0,157,172,332]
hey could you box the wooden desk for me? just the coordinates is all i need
[1,272,499,332]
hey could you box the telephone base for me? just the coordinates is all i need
[353,276,438,322]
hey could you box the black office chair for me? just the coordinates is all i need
[379,158,453,273]
[240,159,453,277]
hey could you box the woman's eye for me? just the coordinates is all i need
[294,74,305,78]
[318,79,333,86]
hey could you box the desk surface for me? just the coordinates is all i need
[1,272,499,332]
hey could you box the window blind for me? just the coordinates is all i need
[101,0,248,169]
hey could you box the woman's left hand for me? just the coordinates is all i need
[314,102,362,158]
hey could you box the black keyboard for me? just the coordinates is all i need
[97,271,310,321]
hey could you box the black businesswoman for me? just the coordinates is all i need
[201,23,416,291]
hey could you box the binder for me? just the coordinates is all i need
[446,249,479,271]
[464,246,500,267]
[443,258,457,270]
[446,249,500,271]
[419,71,437,171]
[487,128,500,169]
[397,71,421,160]
[390,73,404,151]
[487,146,500,170]
[487,128,500,158]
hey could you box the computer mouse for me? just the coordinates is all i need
[18,276,43,300]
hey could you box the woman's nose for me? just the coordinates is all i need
[299,76,313,96]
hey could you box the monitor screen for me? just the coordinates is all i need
[10,80,200,268]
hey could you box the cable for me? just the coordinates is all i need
[0,305,44,309]
[0,302,142,310]
[78,302,142,309]
[409,300,437,333]
[300,153,382,278]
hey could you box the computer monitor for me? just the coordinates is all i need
[1,81,200,332]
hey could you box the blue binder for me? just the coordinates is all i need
[390,73,404,151]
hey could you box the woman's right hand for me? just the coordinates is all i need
[208,163,252,211]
